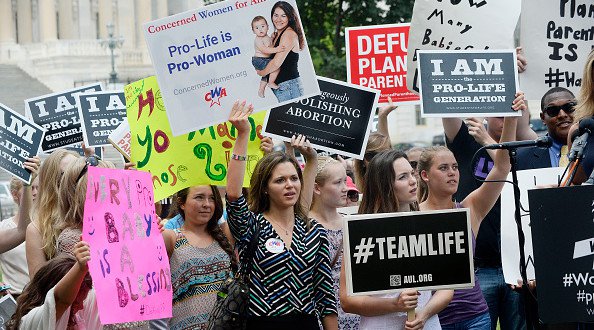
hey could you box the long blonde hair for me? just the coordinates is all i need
[33,150,78,259]
[311,156,342,208]
[417,146,451,203]
[575,50,594,122]
[353,133,392,191]
[59,157,112,230]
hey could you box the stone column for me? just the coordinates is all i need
[38,0,57,41]
[0,0,15,42]
[135,0,151,48]
[116,0,135,48]
[17,0,33,43]
[97,0,113,38]
[58,0,76,39]
[156,0,168,18]
[78,0,93,39]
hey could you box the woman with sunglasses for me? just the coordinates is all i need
[340,149,453,330]
[26,149,78,278]
[226,101,337,329]
[309,156,360,329]
[416,99,524,330]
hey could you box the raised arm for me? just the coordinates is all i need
[256,30,297,77]
[463,92,525,233]
[226,101,254,201]
[291,135,317,212]
[377,97,396,139]
[442,118,464,143]
[54,241,90,320]
[0,187,31,253]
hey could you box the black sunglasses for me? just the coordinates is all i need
[347,190,359,202]
[76,155,100,183]
[543,102,576,117]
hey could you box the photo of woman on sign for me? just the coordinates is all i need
[255,1,305,102]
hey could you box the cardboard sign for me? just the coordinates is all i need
[25,83,103,152]
[418,50,520,117]
[343,209,474,296]
[143,0,319,136]
[345,23,419,105]
[108,121,131,161]
[529,185,594,323]
[264,76,379,159]
[125,76,265,201]
[500,167,563,285]
[520,0,594,99]
[77,91,127,147]
[0,103,44,184]
[82,167,172,324]
[407,0,520,94]
[0,295,17,330]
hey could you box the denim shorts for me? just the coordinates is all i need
[252,56,271,70]
[272,77,304,102]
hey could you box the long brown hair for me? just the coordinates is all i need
[6,256,92,330]
[176,186,237,271]
[353,132,392,191]
[248,151,309,226]
[416,146,451,203]
[576,49,594,122]
[271,1,305,50]
[358,149,418,214]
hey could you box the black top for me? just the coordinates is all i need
[447,121,502,268]
[273,29,300,84]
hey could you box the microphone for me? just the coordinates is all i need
[484,136,553,150]
[568,118,594,162]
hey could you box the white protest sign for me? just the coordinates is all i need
[520,0,594,100]
[407,0,520,94]
[144,0,319,136]
[501,167,564,284]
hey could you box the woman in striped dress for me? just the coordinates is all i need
[162,185,236,330]
[225,101,338,329]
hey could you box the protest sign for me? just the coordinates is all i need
[108,121,131,161]
[77,91,127,147]
[520,0,594,99]
[345,23,419,105]
[0,294,16,330]
[25,83,102,152]
[417,50,520,117]
[82,167,171,324]
[125,76,265,201]
[529,185,594,323]
[407,0,520,94]
[143,0,319,136]
[500,167,563,285]
[0,103,44,183]
[344,209,474,296]
[264,76,379,159]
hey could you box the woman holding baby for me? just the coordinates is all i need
[256,1,305,102]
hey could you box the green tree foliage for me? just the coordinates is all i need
[297,0,415,81]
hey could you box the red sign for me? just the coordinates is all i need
[346,23,419,105]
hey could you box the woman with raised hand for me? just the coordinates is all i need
[26,149,78,278]
[7,241,94,330]
[416,94,524,330]
[162,185,235,330]
[226,100,337,329]
[309,156,360,329]
[340,149,453,330]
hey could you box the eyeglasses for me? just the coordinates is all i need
[347,191,359,202]
[76,155,99,183]
[543,102,576,117]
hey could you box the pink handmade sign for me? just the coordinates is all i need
[82,167,172,324]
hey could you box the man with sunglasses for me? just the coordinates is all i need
[516,87,576,169]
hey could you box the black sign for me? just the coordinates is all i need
[418,50,518,117]
[0,103,44,183]
[77,91,127,147]
[530,185,594,323]
[264,76,379,159]
[25,83,102,152]
[344,209,474,295]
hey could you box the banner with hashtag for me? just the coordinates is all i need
[343,208,474,296]
[530,185,594,323]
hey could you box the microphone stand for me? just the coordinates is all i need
[508,147,536,329]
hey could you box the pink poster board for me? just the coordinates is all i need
[82,167,172,324]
